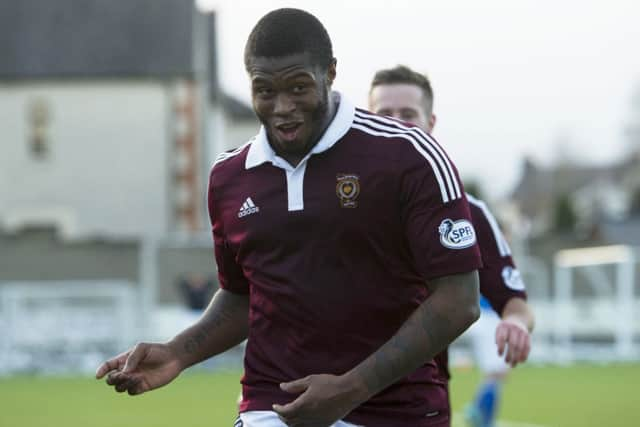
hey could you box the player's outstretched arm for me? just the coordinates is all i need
[96,288,249,395]
[496,297,534,367]
[273,271,480,426]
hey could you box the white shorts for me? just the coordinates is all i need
[468,308,510,375]
[236,411,363,427]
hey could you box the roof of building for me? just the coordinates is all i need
[512,155,636,203]
[0,0,255,114]
[0,0,206,79]
[221,93,255,120]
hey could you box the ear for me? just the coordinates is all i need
[428,113,437,133]
[326,58,337,86]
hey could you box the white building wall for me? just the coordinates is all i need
[224,118,258,152]
[0,81,170,239]
[207,106,258,165]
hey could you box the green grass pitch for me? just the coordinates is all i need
[0,364,638,426]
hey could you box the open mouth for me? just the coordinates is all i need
[274,122,303,142]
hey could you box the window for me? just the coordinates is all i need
[27,97,51,159]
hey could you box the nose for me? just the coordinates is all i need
[273,93,296,115]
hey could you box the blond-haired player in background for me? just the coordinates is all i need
[369,65,535,427]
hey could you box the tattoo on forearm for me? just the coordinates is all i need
[362,303,463,395]
[183,302,243,355]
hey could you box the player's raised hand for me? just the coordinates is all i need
[95,342,183,396]
[495,317,531,367]
[272,374,361,427]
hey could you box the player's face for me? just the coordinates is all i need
[369,83,434,133]
[248,53,335,162]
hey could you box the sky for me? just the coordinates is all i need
[197,0,640,199]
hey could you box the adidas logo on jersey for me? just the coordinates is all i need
[238,197,260,218]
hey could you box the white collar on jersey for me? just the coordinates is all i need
[245,91,356,170]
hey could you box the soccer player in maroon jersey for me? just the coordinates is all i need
[97,10,483,427]
[369,65,535,427]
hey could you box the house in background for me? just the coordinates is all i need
[509,83,640,241]
[0,0,257,241]
[509,151,640,240]
[0,0,258,303]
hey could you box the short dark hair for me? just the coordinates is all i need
[370,65,434,116]
[244,8,334,71]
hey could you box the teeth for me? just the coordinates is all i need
[278,123,299,130]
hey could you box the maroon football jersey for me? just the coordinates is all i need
[434,194,528,381]
[208,94,482,426]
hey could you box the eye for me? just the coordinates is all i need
[400,111,418,121]
[291,84,308,94]
[255,87,274,97]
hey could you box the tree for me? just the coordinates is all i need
[553,193,577,232]
[630,188,640,217]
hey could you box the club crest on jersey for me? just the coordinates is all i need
[336,174,360,208]
[438,218,476,249]
[502,266,525,291]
